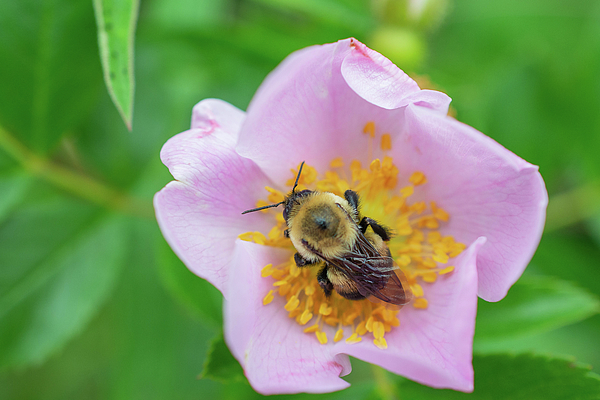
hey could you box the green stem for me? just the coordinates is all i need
[371,364,398,400]
[545,181,600,233]
[0,125,153,219]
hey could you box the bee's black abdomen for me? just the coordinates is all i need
[317,266,333,297]
[337,290,366,301]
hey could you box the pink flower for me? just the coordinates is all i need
[154,38,547,394]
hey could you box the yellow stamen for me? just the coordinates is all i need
[319,303,333,316]
[411,283,424,297]
[410,171,427,186]
[400,185,414,197]
[330,157,344,168]
[373,321,385,339]
[365,316,375,332]
[344,312,359,325]
[262,290,274,305]
[381,134,392,150]
[345,333,363,344]
[261,263,274,277]
[370,159,381,172]
[413,298,428,309]
[284,295,300,312]
[431,201,450,221]
[356,320,368,336]
[363,121,376,137]
[265,186,285,203]
[439,266,455,275]
[299,309,313,325]
[374,337,388,349]
[316,331,328,344]
[334,329,344,342]
[432,251,449,264]
[252,231,267,245]
[238,232,254,241]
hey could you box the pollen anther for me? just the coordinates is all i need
[363,121,376,137]
[381,134,392,150]
[263,290,274,305]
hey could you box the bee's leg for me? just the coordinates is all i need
[344,190,360,213]
[294,252,317,268]
[284,229,290,238]
[359,217,391,241]
[317,265,333,297]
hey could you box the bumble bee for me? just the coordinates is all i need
[242,162,412,306]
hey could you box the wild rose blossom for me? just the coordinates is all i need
[154,38,547,394]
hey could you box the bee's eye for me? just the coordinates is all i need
[283,190,312,222]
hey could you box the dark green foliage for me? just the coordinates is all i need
[476,276,600,343]
[200,333,245,383]
[400,354,600,400]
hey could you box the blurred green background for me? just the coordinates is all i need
[1,0,600,398]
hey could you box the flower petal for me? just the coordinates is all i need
[334,237,484,392]
[339,38,420,109]
[154,99,273,296]
[236,38,448,185]
[224,240,351,395]
[391,104,547,302]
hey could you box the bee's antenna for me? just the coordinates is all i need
[241,161,305,215]
[241,201,285,215]
[291,161,305,193]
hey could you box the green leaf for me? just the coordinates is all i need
[251,0,372,31]
[426,0,600,187]
[93,0,139,130]
[200,332,245,383]
[586,214,600,258]
[0,189,126,370]
[0,172,32,223]
[157,237,223,326]
[399,354,600,399]
[531,232,600,295]
[0,0,103,152]
[0,218,221,399]
[475,275,600,343]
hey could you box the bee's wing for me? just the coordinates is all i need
[329,255,411,306]
[367,268,413,306]
[332,233,412,306]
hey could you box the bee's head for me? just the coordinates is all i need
[241,161,308,216]
[282,189,312,221]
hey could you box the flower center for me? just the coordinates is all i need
[239,122,466,349]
